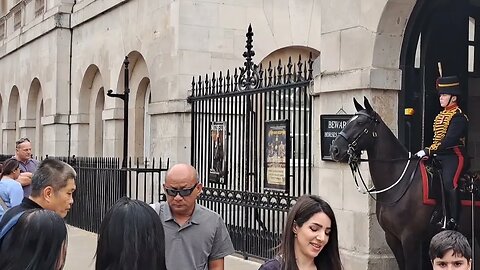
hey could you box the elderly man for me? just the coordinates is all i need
[13,138,39,197]
[0,158,76,228]
[153,164,234,270]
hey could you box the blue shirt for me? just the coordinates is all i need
[0,178,23,219]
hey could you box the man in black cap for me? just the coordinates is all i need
[415,75,468,230]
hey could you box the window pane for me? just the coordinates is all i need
[469,17,475,42]
[414,34,421,68]
[469,45,475,72]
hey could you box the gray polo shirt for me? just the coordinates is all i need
[13,157,39,197]
[157,202,235,270]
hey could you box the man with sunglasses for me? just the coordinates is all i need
[152,164,234,270]
[12,138,39,197]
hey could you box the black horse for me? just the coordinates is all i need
[329,97,479,270]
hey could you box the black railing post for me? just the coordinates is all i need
[107,56,130,197]
[107,56,130,169]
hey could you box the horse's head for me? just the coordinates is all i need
[330,97,380,162]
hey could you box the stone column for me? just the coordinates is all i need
[41,114,70,156]
[148,100,191,165]
[69,113,89,156]
[2,121,16,154]
[102,108,124,158]
[17,119,36,154]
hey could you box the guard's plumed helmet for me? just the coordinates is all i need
[436,75,461,96]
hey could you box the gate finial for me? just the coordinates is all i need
[239,24,260,90]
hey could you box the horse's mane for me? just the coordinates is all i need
[363,110,409,159]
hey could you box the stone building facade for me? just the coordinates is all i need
[2,0,478,269]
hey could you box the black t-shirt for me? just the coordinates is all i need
[0,197,42,229]
[258,258,282,270]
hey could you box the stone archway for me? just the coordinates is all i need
[76,64,105,156]
[5,86,20,153]
[124,51,150,159]
[26,78,43,156]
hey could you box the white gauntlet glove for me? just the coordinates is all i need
[415,150,426,158]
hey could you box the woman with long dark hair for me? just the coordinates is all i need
[0,208,68,270]
[259,194,342,270]
[0,159,23,219]
[95,197,167,270]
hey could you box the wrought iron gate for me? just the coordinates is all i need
[188,26,313,259]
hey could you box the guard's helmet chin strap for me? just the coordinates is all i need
[447,96,453,106]
[447,95,457,107]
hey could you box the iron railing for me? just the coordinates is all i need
[188,25,313,259]
[48,156,168,233]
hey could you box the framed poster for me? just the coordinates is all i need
[209,121,227,184]
[264,120,290,192]
[320,114,353,161]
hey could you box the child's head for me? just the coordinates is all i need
[429,230,472,270]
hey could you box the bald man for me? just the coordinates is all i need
[152,164,234,270]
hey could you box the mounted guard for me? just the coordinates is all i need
[415,74,469,230]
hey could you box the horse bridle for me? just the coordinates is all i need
[339,111,419,205]
[338,111,379,164]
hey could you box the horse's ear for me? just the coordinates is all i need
[364,97,374,112]
[353,98,364,112]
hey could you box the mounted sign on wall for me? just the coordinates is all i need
[320,114,353,161]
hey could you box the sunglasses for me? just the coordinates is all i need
[164,183,198,197]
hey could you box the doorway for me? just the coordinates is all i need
[401,0,480,170]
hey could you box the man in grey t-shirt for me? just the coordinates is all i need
[13,138,39,197]
[154,164,234,270]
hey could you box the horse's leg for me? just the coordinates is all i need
[385,232,405,270]
[402,236,423,270]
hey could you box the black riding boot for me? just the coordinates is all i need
[446,189,460,230]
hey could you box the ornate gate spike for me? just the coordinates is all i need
[276,60,282,85]
[296,55,303,82]
[308,52,314,80]
[212,72,216,94]
[267,61,273,87]
[225,69,231,92]
[218,71,223,92]
[286,56,293,84]
[239,25,260,90]
[191,77,196,96]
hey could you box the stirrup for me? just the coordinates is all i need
[446,218,458,231]
[436,217,447,230]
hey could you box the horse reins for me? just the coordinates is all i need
[342,111,422,206]
[347,150,422,206]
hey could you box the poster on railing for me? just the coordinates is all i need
[264,120,290,192]
[209,121,227,184]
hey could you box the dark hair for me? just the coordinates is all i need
[31,159,76,197]
[0,159,19,179]
[15,138,31,149]
[95,197,167,270]
[429,230,472,261]
[278,194,342,270]
[0,209,68,270]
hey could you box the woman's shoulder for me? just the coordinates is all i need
[0,178,22,187]
[258,258,282,270]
